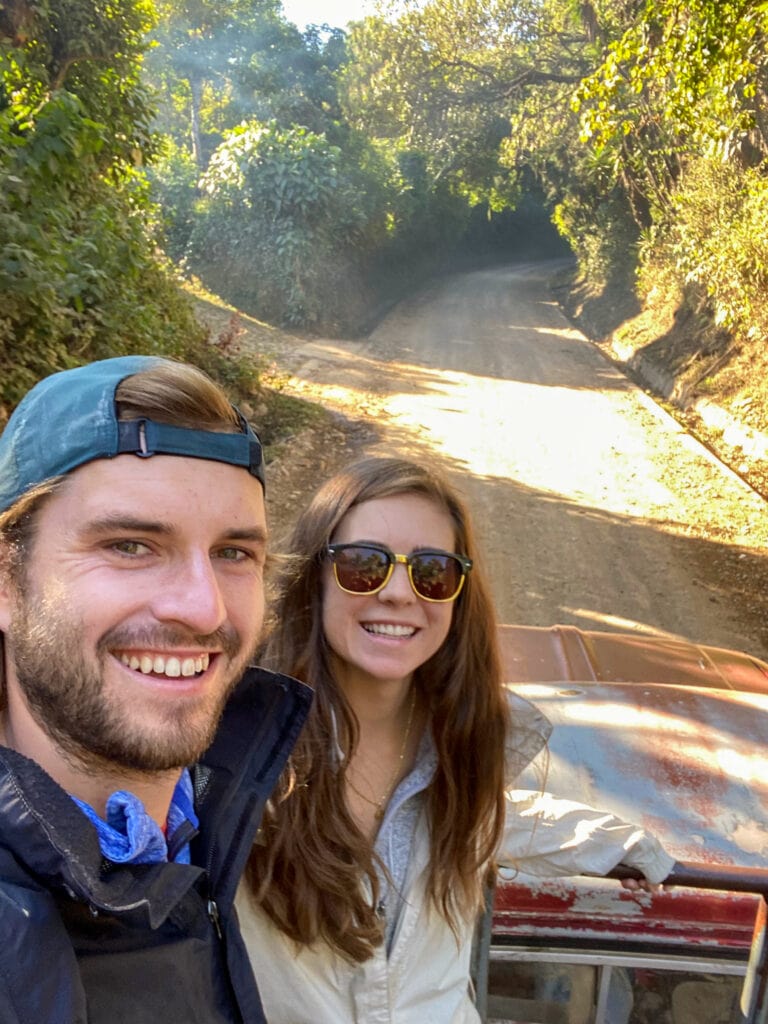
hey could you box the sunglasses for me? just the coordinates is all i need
[326,542,472,603]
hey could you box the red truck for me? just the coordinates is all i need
[475,625,768,1024]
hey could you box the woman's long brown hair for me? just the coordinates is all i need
[244,456,508,962]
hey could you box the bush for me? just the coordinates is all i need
[552,188,640,285]
[0,92,212,420]
[654,156,768,341]
[145,140,199,262]
[187,120,370,330]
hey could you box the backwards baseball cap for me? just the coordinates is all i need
[0,355,265,513]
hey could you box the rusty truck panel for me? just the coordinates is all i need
[484,625,768,1023]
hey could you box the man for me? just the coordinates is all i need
[0,355,311,1023]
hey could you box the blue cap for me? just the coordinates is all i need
[0,355,265,512]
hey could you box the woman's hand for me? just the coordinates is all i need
[619,876,663,893]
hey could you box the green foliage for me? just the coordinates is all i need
[342,4,540,200]
[569,0,768,334]
[577,0,768,152]
[366,149,471,299]
[146,1,347,166]
[340,0,617,282]
[574,0,768,226]
[145,139,200,260]
[0,0,159,162]
[641,157,768,342]
[552,187,638,282]
[187,120,374,328]
[0,0,211,422]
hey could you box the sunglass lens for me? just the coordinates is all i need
[334,546,391,593]
[410,553,463,601]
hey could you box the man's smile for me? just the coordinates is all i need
[116,651,213,678]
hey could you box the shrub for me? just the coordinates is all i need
[641,156,768,341]
[145,140,199,262]
[187,120,370,330]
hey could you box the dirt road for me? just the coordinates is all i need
[271,260,768,659]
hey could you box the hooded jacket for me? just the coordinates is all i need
[0,667,311,1024]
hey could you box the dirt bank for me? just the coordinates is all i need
[553,268,768,501]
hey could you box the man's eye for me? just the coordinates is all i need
[217,547,250,562]
[110,540,151,556]
[217,547,266,567]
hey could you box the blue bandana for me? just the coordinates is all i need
[72,768,199,865]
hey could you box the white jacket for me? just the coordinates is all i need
[235,788,674,1023]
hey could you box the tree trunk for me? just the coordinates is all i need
[190,73,204,171]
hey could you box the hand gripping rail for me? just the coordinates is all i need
[608,861,768,1024]
[472,861,768,1024]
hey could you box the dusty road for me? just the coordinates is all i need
[273,260,768,659]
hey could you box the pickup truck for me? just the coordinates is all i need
[476,625,768,1024]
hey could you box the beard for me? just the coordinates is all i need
[6,591,255,775]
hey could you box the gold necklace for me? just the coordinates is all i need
[346,691,417,822]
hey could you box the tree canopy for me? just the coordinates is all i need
[0,0,209,415]
[335,0,768,336]
[4,0,768,362]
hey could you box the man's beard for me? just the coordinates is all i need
[6,592,254,775]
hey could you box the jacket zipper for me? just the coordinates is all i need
[207,897,223,939]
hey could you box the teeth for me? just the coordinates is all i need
[119,652,211,678]
[364,623,416,637]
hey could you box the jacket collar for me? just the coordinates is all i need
[191,666,312,908]
[0,666,311,927]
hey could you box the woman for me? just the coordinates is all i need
[236,456,673,1023]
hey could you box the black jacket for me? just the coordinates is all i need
[0,667,311,1024]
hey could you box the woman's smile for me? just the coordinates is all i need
[323,492,455,690]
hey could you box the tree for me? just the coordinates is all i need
[0,0,205,416]
[574,0,768,225]
[571,0,768,324]
[147,0,348,170]
[341,0,598,203]
[187,119,379,328]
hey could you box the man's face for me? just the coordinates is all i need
[0,453,267,773]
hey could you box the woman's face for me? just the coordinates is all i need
[322,492,458,692]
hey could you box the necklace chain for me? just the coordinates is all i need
[346,691,416,821]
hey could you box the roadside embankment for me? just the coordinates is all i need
[553,269,768,502]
